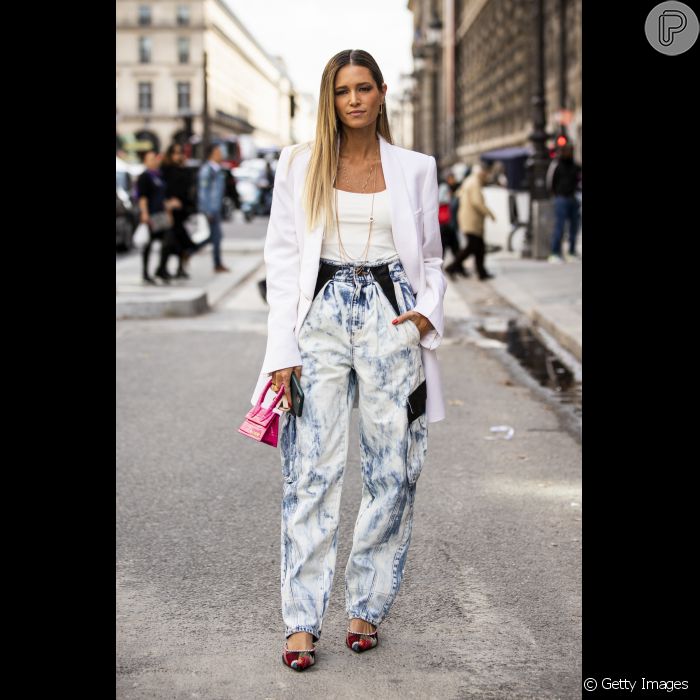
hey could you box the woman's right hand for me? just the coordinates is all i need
[271,366,302,410]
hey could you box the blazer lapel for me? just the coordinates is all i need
[379,134,420,289]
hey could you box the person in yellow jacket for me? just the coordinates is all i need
[444,164,496,280]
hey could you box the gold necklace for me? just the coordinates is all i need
[334,142,380,267]
[338,157,376,193]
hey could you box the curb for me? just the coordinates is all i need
[487,274,582,363]
[530,306,581,362]
[116,252,264,320]
[116,288,209,319]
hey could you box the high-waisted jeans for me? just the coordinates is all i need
[279,254,429,642]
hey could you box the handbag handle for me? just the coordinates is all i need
[252,378,286,420]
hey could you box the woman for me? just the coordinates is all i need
[250,49,446,671]
[438,172,468,277]
[136,149,172,284]
[159,143,197,279]
[445,164,496,281]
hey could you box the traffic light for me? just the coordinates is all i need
[556,134,568,147]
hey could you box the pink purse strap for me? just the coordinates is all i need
[252,379,286,421]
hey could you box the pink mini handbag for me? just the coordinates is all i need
[238,378,286,447]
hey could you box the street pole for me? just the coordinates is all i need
[558,0,569,144]
[202,50,210,160]
[432,52,439,162]
[524,0,551,258]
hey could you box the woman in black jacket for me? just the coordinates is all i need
[136,149,170,284]
[159,143,198,279]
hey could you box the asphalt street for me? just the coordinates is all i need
[116,257,582,699]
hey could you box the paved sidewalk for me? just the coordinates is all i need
[473,187,582,361]
[116,217,266,319]
[490,254,581,361]
[453,251,582,362]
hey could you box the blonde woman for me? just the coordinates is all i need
[249,49,446,671]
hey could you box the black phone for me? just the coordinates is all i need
[290,372,304,417]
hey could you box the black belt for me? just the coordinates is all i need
[313,261,401,318]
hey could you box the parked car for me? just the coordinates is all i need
[232,171,261,222]
[116,157,144,251]
[232,157,277,219]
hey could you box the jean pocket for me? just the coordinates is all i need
[406,413,428,484]
[280,411,298,483]
[405,318,421,343]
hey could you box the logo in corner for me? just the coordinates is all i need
[646,2,699,54]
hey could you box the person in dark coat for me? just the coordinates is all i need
[546,144,582,263]
[438,172,468,276]
[159,143,197,279]
[136,149,169,284]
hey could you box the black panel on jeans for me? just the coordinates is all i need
[407,379,427,424]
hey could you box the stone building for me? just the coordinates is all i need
[116,0,296,156]
[410,0,582,167]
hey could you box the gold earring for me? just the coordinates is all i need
[379,103,383,115]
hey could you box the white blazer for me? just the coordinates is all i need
[250,133,447,423]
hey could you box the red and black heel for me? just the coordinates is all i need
[346,627,379,653]
[282,643,316,671]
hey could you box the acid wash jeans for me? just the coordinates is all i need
[279,254,428,643]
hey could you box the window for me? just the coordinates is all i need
[177,37,189,64]
[177,82,191,112]
[138,82,153,113]
[138,36,151,63]
[176,5,190,26]
[138,5,151,26]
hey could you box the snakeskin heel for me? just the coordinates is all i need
[282,642,316,671]
[346,626,379,653]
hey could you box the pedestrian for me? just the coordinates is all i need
[136,149,172,285]
[224,168,241,217]
[444,163,496,280]
[546,144,582,263]
[258,160,275,215]
[196,143,231,273]
[159,143,197,279]
[438,172,468,276]
[249,48,446,671]
[255,159,278,302]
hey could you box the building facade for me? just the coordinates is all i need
[116,0,296,156]
[410,0,582,168]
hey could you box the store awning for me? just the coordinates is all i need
[480,147,532,191]
[480,146,531,162]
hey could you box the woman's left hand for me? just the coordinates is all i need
[392,311,434,339]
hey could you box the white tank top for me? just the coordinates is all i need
[321,188,397,263]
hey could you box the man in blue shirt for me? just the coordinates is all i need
[197,143,230,273]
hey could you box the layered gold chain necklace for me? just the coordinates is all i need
[333,139,381,268]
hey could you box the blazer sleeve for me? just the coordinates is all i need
[412,156,447,351]
[260,146,303,375]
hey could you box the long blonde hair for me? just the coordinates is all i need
[290,49,393,234]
